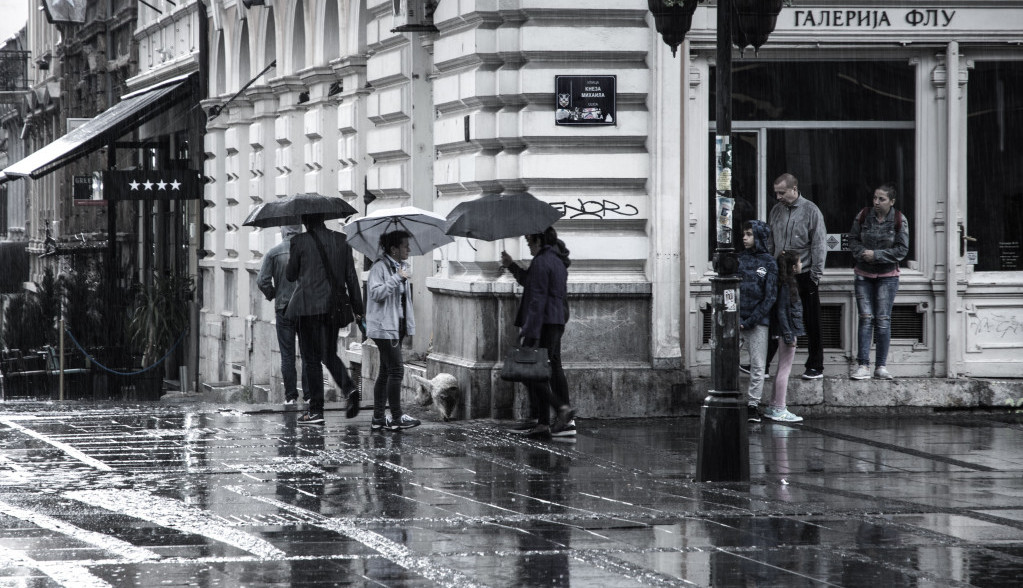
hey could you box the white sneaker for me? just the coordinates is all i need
[762,406,803,423]
[874,366,893,380]
[851,365,872,380]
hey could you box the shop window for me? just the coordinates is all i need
[967,62,1023,272]
[709,61,916,268]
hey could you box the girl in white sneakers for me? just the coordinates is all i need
[765,250,805,423]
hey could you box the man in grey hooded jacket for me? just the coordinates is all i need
[256,225,305,404]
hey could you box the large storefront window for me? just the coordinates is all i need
[710,61,916,268]
[967,62,1023,272]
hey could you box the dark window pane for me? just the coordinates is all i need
[967,62,1023,272]
[767,128,915,268]
[711,61,915,121]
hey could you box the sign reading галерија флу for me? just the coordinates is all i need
[555,75,616,126]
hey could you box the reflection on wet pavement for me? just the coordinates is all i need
[0,402,1021,586]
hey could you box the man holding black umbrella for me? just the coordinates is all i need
[286,213,365,425]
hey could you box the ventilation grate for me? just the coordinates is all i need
[891,304,924,342]
[797,304,843,349]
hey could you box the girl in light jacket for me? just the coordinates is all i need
[366,230,420,431]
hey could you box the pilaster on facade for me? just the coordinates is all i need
[298,66,342,196]
[268,76,308,199]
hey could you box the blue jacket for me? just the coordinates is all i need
[772,281,805,345]
[514,244,568,340]
[738,220,778,330]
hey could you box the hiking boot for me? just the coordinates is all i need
[508,419,538,434]
[763,406,804,423]
[801,368,824,380]
[551,420,576,437]
[874,366,894,380]
[851,365,872,380]
[747,404,762,423]
[387,414,421,431]
[297,412,324,425]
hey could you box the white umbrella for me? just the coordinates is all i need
[343,206,454,258]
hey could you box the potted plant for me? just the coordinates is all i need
[126,272,194,397]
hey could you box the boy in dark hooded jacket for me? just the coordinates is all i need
[738,220,778,423]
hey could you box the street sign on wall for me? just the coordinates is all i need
[555,75,616,126]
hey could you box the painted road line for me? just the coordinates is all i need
[0,417,113,471]
[66,489,286,560]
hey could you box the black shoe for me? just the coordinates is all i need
[297,412,324,425]
[553,406,576,430]
[524,425,552,439]
[508,419,538,434]
[747,404,762,423]
[551,420,576,437]
[738,364,751,374]
[345,389,360,419]
[801,368,824,380]
[371,416,387,430]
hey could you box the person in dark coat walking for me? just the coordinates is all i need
[500,227,575,438]
[256,225,307,405]
[501,233,574,436]
[285,213,365,425]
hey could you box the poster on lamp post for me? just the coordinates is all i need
[555,75,616,126]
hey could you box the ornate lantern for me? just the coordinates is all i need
[732,0,784,52]
[648,0,700,57]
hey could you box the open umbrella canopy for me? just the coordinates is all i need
[442,192,564,241]
[242,193,358,228]
[343,206,454,258]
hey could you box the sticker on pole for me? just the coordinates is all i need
[723,288,737,312]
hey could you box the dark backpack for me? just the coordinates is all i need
[856,206,903,232]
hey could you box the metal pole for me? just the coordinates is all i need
[59,317,65,401]
[696,0,749,483]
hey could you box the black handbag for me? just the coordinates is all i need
[309,231,355,326]
[500,346,551,383]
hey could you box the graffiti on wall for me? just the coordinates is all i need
[552,199,639,220]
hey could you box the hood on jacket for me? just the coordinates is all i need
[554,239,571,269]
[746,220,772,256]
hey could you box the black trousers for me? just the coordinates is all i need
[524,324,569,426]
[298,313,354,414]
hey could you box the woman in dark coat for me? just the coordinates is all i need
[500,227,575,438]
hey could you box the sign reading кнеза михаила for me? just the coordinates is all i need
[555,75,616,126]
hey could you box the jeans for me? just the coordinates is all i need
[372,337,404,420]
[742,324,769,405]
[524,324,569,426]
[298,313,354,414]
[855,275,900,367]
[275,309,300,400]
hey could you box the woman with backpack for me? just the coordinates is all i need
[847,183,910,380]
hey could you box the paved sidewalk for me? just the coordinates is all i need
[0,400,1020,586]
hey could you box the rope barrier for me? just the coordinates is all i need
[62,328,188,376]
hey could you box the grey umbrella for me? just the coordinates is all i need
[442,193,564,241]
[242,193,358,228]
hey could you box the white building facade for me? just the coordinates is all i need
[199,1,1023,416]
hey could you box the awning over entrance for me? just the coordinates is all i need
[0,75,194,182]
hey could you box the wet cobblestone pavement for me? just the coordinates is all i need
[0,401,1021,586]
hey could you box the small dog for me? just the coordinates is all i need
[411,373,460,421]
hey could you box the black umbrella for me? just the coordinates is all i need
[242,193,358,228]
[442,193,564,241]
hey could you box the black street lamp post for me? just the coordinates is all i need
[649,0,782,482]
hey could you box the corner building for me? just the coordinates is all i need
[200,1,1023,416]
